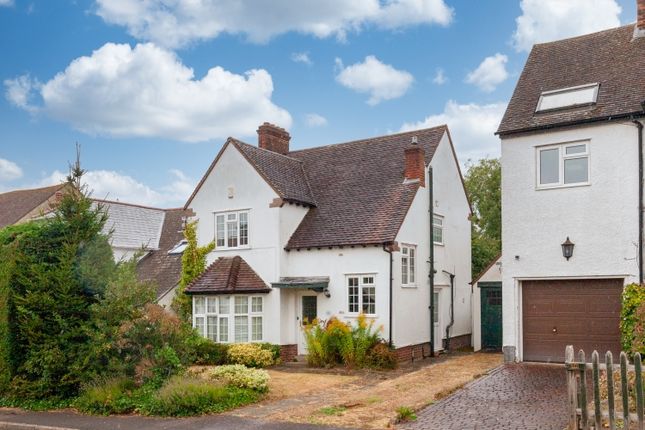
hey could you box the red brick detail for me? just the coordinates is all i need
[404,144,426,186]
[257,122,290,155]
[394,342,432,362]
[446,334,472,351]
[279,344,298,363]
[639,0,645,30]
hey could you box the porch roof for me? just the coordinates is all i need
[271,277,329,292]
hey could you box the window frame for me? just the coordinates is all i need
[535,83,599,113]
[192,294,264,343]
[346,274,377,316]
[401,244,417,287]
[432,215,444,246]
[213,209,250,250]
[536,141,590,189]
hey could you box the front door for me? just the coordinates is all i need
[297,294,318,354]
[480,282,503,350]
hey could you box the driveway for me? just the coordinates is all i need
[401,363,568,430]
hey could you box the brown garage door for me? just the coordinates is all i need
[522,279,623,362]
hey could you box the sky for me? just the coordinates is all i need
[0,0,637,207]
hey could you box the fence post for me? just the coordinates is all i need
[621,352,630,429]
[606,351,616,430]
[579,350,589,430]
[592,351,601,430]
[636,353,644,430]
[566,345,578,430]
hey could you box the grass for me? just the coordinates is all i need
[0,396,75,411]
[319,405,347,416]
[395,406,417,422]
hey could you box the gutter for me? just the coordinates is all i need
[442,270,455,351]
[635,118,644,284]
[428,166,435,357]
[383,244,394,346]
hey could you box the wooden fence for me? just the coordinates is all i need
[565,345,644,430]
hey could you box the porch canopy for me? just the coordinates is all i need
[271,276,329,292]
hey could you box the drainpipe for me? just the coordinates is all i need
[383,244,394,347]
[635,118,644,285]
[428,166,435,357]
[442,270,455,351]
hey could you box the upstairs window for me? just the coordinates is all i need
[347,275,376,315]
[401,245,416,286]
[433,215,444,245]
[215,210,249,249]
[538,142,589,187]
[536,83,599,112]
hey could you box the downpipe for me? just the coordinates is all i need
[442,270,455,351]
[428,166,435,358]
[634,118,644,285]
[383,244,394,347]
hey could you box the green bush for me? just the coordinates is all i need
[367,342,398,369]
[210,364,270,393]
[185,334,229,365]
[143,375,259,416]
[620,283,645,354]
[257,343,281,363]
[75,377,137,415]
[227,343,275,368]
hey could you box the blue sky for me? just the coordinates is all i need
[0,0,637,206]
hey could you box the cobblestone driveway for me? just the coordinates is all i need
[402,364,567,430]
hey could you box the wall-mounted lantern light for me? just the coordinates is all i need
[561,237,575,261]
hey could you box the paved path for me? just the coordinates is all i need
[402,363,568,430]
[0,408,348,430]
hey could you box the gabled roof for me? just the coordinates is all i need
[136,208,189,298]
[0,184,65,229]
[96,200,166,250]
[185,256,270,295]
[285,126,447,249]
[498,24,645,136]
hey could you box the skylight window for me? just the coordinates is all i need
[536,83,599,112]
[168,240,188,255]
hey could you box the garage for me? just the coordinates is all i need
[522,279,623,362]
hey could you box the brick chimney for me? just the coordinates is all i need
[257,122,290,155]
[637,0,645,37]
[404,136,425,187]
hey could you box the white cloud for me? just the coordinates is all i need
[512,0,621,52]
[4,75,40,113]
[304,113,328,127]
[335,56,413,105]
[291,52,312,66]
[5,43,291,142]
[400,100,507,162]
[465,53,509,93]
[432,68,447,85]
[0,0,14,6]
[0,158,23,181]
[40,168,194,207]
[95,0,453,48]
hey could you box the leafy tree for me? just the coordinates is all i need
[172,221,215,322]
[464,158,501,277]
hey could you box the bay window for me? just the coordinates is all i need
[215,210,249,249]
[192,295,264,343]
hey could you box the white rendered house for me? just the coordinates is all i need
[497,11,645,362]
[183,122,472,360]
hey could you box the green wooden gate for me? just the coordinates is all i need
[480,282,502,350]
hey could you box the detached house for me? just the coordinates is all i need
[183,123,472,360]
[497,1,645,362]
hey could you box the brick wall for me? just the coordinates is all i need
[394,335,473,363]
[279,344,298,363]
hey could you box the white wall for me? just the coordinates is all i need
[501,121,640,361]
[393,132,472,349]
[472,256,502,351]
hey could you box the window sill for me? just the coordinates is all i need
[401,284,418,289]
[433,242,445,247]
[536,182,590,191]
[213,246,251,252]
[345,314,378,319]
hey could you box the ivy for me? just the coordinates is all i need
[621,283,645,355]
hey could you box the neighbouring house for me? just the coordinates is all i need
[183,122,472,361]
[471,255,502,353]
[0,184,67,229]
[497,0,645,363]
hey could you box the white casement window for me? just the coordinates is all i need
[192,295,263,343]
[215,210,249,249]
[401,245,416,286]
[346,275,376,315]
[433,215,444,245]
[537,142,589,188]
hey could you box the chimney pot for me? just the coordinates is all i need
[257,123,291,155]
[404,140,426,187]
[636,0,645,37]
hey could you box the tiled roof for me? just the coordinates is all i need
[185,256,270,295]
[232,139,316,206]
[285,126,446,249]
[0,184,65,229]
[136,208,188,298]
[498,24,645,136]
[96,200,166,250]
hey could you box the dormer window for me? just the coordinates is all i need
[215,210,249,249]
[535,83,599,112]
